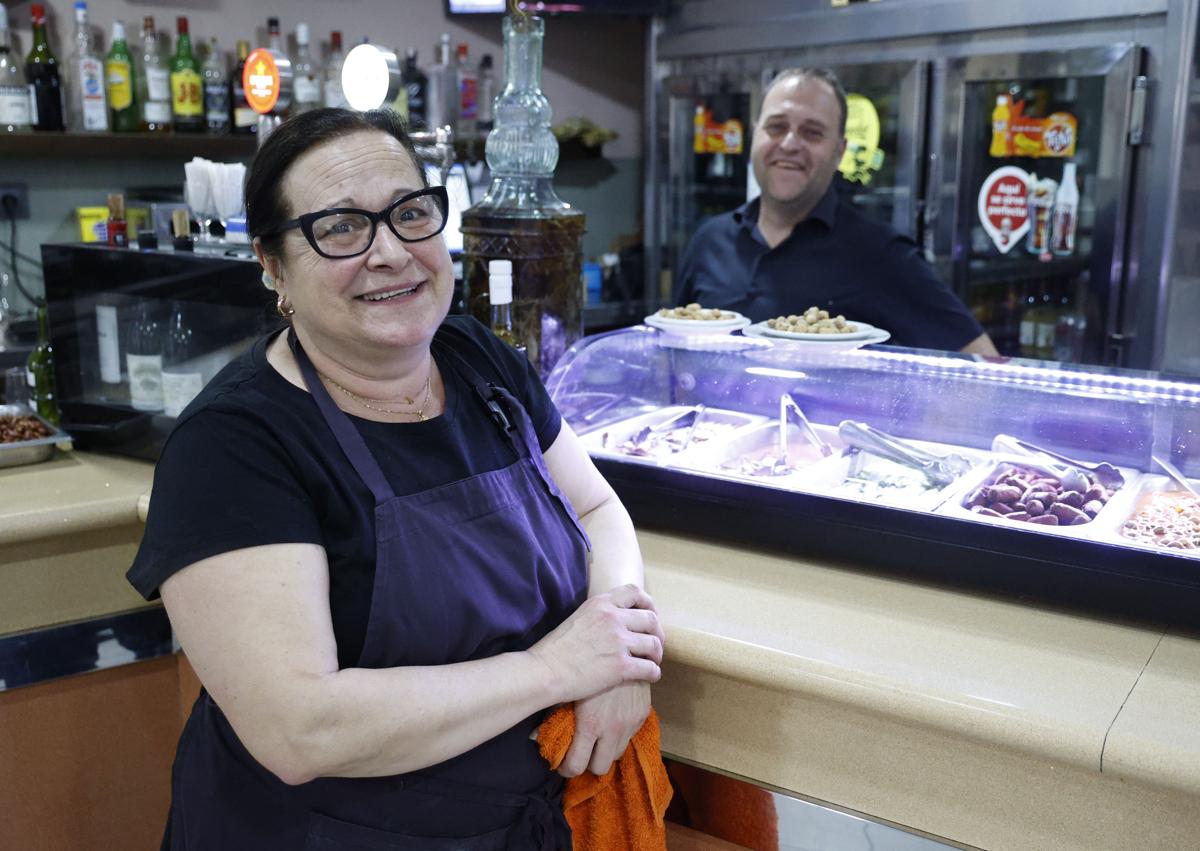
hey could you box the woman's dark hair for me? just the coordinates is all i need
[245,108,428,258]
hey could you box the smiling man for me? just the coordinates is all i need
[673,67,997,355]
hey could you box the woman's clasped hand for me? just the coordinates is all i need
[529,583,665,704]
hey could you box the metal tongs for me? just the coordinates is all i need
[991,434,1125,490]
[779,394,833,471]
[1152,454,1200,499]
[838,420,973,488]
[630,404,707,450]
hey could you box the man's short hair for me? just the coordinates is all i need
[761,67,848,137]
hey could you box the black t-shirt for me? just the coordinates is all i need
[127,315,562,669]
[673,183,984,351]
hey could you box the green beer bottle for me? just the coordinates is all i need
[26,300,60,425]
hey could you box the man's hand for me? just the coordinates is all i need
[556,681,651,778]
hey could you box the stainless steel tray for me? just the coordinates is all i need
[934,456,1142,541]
[582,406,765,466]
[799,436,985,512]
[671,421,844,488]
[0,404,71,468]
[1110,474,1200,558]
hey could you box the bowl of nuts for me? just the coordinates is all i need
[644,303,750,335]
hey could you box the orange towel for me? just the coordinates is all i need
[538,705,673,851]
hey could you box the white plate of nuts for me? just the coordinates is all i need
[645,305,750,335]
[744,321,891,348]
[758,306,875,340]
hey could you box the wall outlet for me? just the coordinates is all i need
[0,184,30,220]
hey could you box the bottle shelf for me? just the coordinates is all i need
[0,131,257,160]
[965,253,1090,286]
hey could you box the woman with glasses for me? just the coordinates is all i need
[127,108,663,850]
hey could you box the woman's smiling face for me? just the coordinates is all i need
[265,130,454,360]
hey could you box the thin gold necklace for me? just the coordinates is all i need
[322,369,434,420]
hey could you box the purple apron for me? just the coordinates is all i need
[163,329,589,850]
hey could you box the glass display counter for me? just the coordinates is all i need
[546,326,1200,626]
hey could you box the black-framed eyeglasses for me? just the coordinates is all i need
[270,185,449,259]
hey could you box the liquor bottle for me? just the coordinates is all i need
[462,14,585,376]
[26,300,60,425]
[65,1,108,132]
[267,17,288,63]
[170,17,203,132]
[202,37,229,134]
[230,40,256,135]
[1052,162,1079,257]
[456,42,477,141]
[425,34,454,132]
[1034,283,1060,360]
[487,260,525,353]
[292,23,320,113]
[0,5,32,133]
[138,16,170,133]
[25,4,65,132]
[106,192,128,248]
[1017,285,1041,359]
[477,53,495,135]
[322,31,348,110]
[161,302,204,417]
[105,20,137,132]
[126,299,163,412]
[95,294,121,384]
[401,48,427,127]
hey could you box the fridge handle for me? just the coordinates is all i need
[1128,76,1149,146]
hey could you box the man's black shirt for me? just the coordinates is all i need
[673,184,983,350]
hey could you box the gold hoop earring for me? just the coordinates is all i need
[276,293,295,318]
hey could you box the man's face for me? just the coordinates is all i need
[750,77,847,214]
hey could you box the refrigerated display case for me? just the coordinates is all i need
[547,325,1200,626]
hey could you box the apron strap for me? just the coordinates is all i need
[288,329,397,506]
[434,339,590,550]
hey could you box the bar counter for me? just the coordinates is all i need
[2,451,1199,849]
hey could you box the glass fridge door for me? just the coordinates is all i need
[660,55,926,304]
[930,45,1142,365]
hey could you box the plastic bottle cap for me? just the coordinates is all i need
[489,259,513,304]
[297,23,310,44]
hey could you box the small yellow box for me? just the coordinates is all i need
[77,205,151,242]
[76,206,108,242]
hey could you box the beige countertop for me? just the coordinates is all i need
[0,451,155,634]
[4,452,1200,847]
[640,529,1200,848]
[0,450,153,547]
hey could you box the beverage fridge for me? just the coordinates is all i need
[647,0,1198,371]
[928,45,1144,364]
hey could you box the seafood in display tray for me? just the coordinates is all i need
[834,454,952,507]
[962,463,1114,526]
[1121,491,1200,550]
[720,439,830,478]
[601,407,746,459]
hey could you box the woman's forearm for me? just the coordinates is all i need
[578,494,644,595]
[278,650,559,783]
